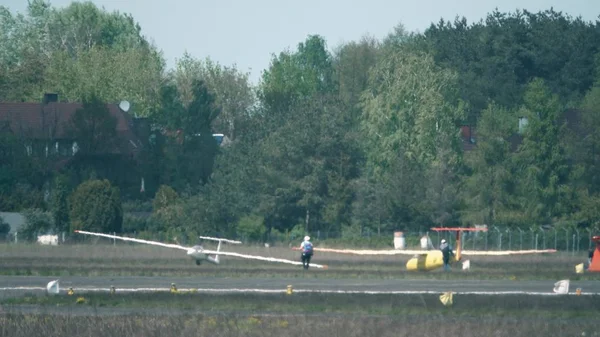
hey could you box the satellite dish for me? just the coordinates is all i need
[119,100,131,112]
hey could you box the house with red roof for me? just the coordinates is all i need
[0,93,150,196]
[0,93,146,160]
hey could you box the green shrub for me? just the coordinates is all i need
[236,214,266,242]
[20,208,54,241]
[289,224,307,241]
[122,214,149,233]
[122,200,153,212]
[0,217,10,235]
[69,179,123,233]
[319,236,394,249]
[153,185,179,213]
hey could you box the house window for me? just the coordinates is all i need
[518,117,528,134]
[59,142,69,156]
[72,141,79,155]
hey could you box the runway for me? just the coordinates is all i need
[1,275,599,297]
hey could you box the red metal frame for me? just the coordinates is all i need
[431,227,487,242]
[591,236,600,272]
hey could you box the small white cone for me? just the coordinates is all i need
[462,260,470,270]
[46,279,59,295]
[553,279,570,294]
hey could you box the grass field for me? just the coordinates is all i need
[1,292,599,337]
[1,243,599,337]
[0,243,596,280]
[4,292,600,316]
[2,312,597,337]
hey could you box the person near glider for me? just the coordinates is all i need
[300,236,314,269]
[440,239,454,271]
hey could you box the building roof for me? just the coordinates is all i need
[0,101,143,155]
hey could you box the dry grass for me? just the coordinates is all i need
[0,312,598,337]
[2,242,597,337]
[4,292,600,316]
[2,281,599,337]
[0,243,596,280]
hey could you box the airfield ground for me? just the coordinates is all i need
[0,243,599,337]
[0,243,595,280]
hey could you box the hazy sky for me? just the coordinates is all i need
[2,0,599,84]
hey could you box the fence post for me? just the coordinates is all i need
[518,228,523,250]
[538,227,543,249]
[563,228,569,252]
[506,228,512,250]
[492,226,501,250]
[554,228,558,250]
[530,228,535,250]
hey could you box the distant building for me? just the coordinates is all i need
[0,94,144,160]
[212,133,231,147]
[0,93,148,196]
[0,212,25,234]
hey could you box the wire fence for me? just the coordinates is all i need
[283,226,600,253]
[4,225,599,254]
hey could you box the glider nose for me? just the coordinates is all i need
[187,246,204,259]
[187,248,198,257]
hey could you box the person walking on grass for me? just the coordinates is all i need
[440,239,454,271]
[300,236,314,270]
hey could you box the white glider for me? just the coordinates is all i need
[303,247,557,256]
[74,230,328,269]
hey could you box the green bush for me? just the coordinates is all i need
[122,200,153,212]
[122,214,149,233]
[0,217,10,235]
[267,228,287,244]
[153,185,179,213]
[289,224,307,241]
[69,179,123,233]
[51,174,70,233]
[236,214,266,242]
[319,236,395,249]
[20,208,54,241]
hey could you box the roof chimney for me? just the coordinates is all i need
[43,93,58,104]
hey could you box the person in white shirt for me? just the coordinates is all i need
[439,239,454,271]
[300,236,314,269]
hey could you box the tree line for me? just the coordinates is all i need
[2,1,600,243]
